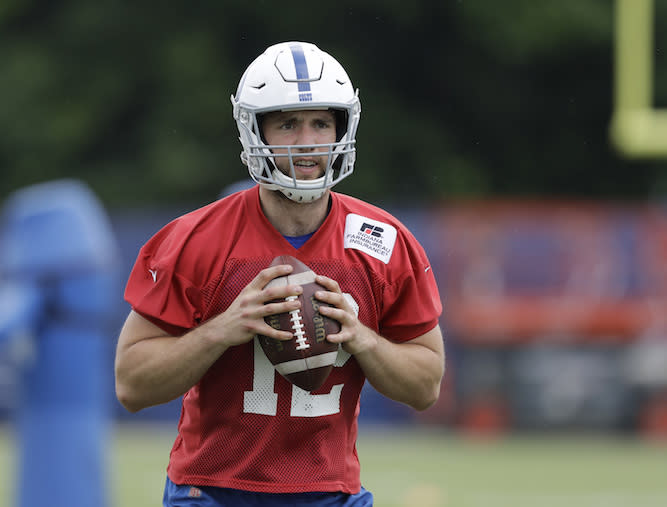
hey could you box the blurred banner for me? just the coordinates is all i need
[423,200,667,434]
[431,200,667,343]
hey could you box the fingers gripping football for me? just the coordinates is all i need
[257,256,341,392]
[209,265,302,348]
[245,265,305,338]
[315,274,377,356]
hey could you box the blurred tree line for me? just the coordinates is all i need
[1,0,667,208]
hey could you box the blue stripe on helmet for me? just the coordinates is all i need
[290,44,312,101]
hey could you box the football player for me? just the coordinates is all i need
[115,41,445,507]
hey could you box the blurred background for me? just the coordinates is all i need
[1,0,667,506]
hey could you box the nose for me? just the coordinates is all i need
[295,125,318,149]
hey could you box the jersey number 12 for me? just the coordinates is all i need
[243,339,350,417]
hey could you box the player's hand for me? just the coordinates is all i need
[314,275,378,355]
[209,264,302,347]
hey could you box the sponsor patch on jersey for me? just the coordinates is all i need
[344,213,397,264]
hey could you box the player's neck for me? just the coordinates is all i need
[259,186,331,237]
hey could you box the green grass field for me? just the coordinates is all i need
[1,423,666,506]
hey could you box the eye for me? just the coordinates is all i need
[315,119,334,129]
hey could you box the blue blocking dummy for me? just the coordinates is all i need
[0,180,119,507]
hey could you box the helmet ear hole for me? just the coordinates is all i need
[256,114,268,144]
[333,109,348,142]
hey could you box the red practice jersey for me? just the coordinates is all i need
[124,186,442,494]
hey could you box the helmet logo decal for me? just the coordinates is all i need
[289,44,313,102]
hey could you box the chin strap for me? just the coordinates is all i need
[276,186,327,203]
[265,167,332,203]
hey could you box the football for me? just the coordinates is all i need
[258,255,340,391]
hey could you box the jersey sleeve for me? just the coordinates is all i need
[124,219,204,336]
[378,231,442,343]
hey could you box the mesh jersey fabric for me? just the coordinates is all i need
[124,186,442,494]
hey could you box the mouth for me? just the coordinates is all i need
[292,158,321,177]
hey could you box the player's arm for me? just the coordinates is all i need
[114,264,301,412]
[315,275,445,411]
[353,325,444,411]
[114,311,226,412]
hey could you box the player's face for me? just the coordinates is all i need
[262,110,337,180]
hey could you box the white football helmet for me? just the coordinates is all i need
[231,41,361,202]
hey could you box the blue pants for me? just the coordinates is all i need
[163,477,374,506]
